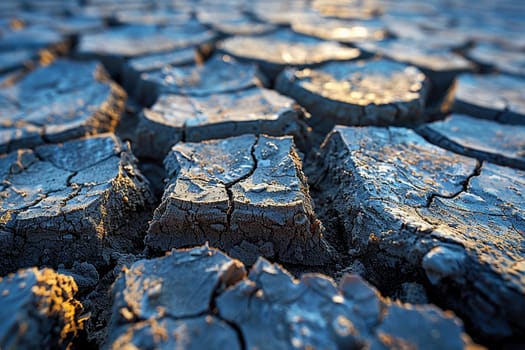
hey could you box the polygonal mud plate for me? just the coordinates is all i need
[417,114,525,170]
[0,59,126,153]
[0,134,154,274]
[312,0,383,20]
[467,42,525,77]
[217,29,361,80]
[382,16,470,50]
[134,87,309,160]
[146,134,334,265]
[452,74,525,124]
[276,58,429,130]
[196,9,276,36]
[0,49,36,74]
[357,39,474,94]
[247,1,313,26]
[291,13,389,44]
[77,22,215,75]
[121,47,198,96]
[315,125,525,340]
[113,10,191,26]
[134,55,266,106]
[0,268,83,349]
[50,16,105,36]
[0,25,65,51]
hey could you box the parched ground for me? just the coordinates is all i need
[0,0,524,349]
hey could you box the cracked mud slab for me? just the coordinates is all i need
[107,244,478,349]
[146,134,333,265]
[315,125,525,340]
[0,59,126,154]
[312,0,383,20]
[121,47,198,96]
[196,9,275,36]
[276,59,429,130]
[0,267,83,349]
[291,14,389,44]
[466,43,525,77]
[76,22,215,75]
[0,49,36,75]
[247,1,314,26]
[105,245,244,350]
[217,29,361,80]
[0,24,65,51]
[417,114,525,170]
[0,134,154,274]
[382,16,471,50]
[113,10,191,26]
[134,87,310,160]
[134,55,266,106]
[453,74,525,125]
[50,16,105,37]
[357,39,474,94]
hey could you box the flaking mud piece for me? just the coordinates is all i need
[217,29,361,80]
[134,87,310,160]
[121,47,197,97]
[134,55,266,106]
[146,134,333,265]
[315,125,525,340]
[217,257,478,349]
[105,245,243,350]
[77,22,215,75]
[0,267,84,349]
[417,114,525,170]
[291,14,389,44]
[357,39,474,97]
[276,59,429,131]
[0,134,155,274]
[0,59,126,153]
[467,43,525,77]
[453,74,525,125]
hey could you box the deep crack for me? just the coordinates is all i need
[225,135,259,233]
[425,160,483,208]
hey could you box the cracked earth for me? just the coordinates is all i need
[0,1,524,349]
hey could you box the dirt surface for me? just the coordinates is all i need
[0,0,524,349]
